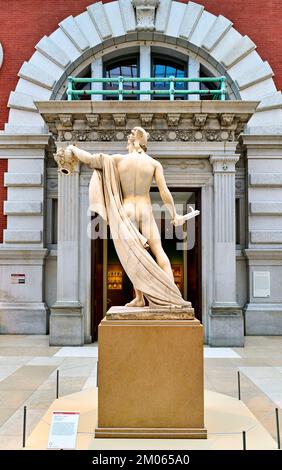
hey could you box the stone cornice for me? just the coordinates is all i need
[0,247,49,263]
[244,249,282,260]
[0,133,50,149]
[241,134,282,148]
[36,100,258,115]
[36,101,257,144]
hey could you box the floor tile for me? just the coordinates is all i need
[204,348,241,358]
[54,346,98,358]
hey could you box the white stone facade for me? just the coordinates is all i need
[1,0,282,345]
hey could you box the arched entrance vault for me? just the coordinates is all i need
[3,1,282,346]
[6,0,282,134]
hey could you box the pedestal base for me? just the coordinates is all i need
[209,305,244,347]
[50,301,83,346]
[95,311,207,439]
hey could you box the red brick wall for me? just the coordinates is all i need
[0,160,7,243]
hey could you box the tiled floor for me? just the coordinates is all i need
[0,335,281,449]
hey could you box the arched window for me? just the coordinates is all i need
[71,64,91,100]
[64,49,228,101]
[103,55,139,100]
[199,64,228,100]
[152,55,187,100]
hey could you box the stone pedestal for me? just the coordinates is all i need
[95,307,207,439]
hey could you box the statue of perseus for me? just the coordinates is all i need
[55,127,199,312]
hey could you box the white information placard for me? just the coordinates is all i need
[253,271,270,298]
[47,411,80,449]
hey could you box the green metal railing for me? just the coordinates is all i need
[67,76,226,101]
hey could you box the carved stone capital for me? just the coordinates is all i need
[193,114,207,128]
[132,0,159,31]
[113,113,126,128]
[58,114,72,128]
[86,114,99,128]
[220,113,235,127]
[210,155,240,173]
[167,113,181,128]
[140,113,154,127]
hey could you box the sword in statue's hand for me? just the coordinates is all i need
[171,206,200,226]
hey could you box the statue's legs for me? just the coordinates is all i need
[141,211,174,282]
[124,203,174,307]
[125,288,145,307]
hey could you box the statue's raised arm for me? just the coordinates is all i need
[54,144,110,174]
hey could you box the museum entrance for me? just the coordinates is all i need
[91,188,201,340]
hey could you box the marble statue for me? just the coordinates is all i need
[55,127,199,310]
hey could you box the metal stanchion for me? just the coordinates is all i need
[96,361,99,387]
[22,405,27,448]
[237,371,241,400]
[56,370,59,399]
[242,430,246,450]
[275,408,280,450]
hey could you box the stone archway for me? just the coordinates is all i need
[5,0,282,134]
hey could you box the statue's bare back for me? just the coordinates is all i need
[62,126,199,307]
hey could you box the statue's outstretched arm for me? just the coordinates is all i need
[155,161,200,226]
[65,144,109,169]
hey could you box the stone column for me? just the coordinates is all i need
[188,57,200,101]
[209,155,244,346]
[50,162,83,345]
[139,45,151,101]
[91,58,103,101]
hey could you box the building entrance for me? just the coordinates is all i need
[91,188,201,341]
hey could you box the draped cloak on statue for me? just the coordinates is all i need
[89,154,191,308]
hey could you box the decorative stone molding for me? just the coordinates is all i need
[159,159,206,171]
[140,113,154,127]
[193,114,207,128]
[47,179,58,191]
[86,114,100,128]
[113,113,126,128]
[220,113,235,127]
[132,0,159,31]
[235,179,245,194]
[37,101,256,144]
[244,249,282,261]
[54,128,241,143]
[167,113,181,128]
[210,155,240,173]
[58,114,73,127]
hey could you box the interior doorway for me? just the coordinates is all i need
[91,188,201,341]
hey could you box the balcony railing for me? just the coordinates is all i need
[66,76,226,101]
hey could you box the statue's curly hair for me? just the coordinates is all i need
[133,126,150,152]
